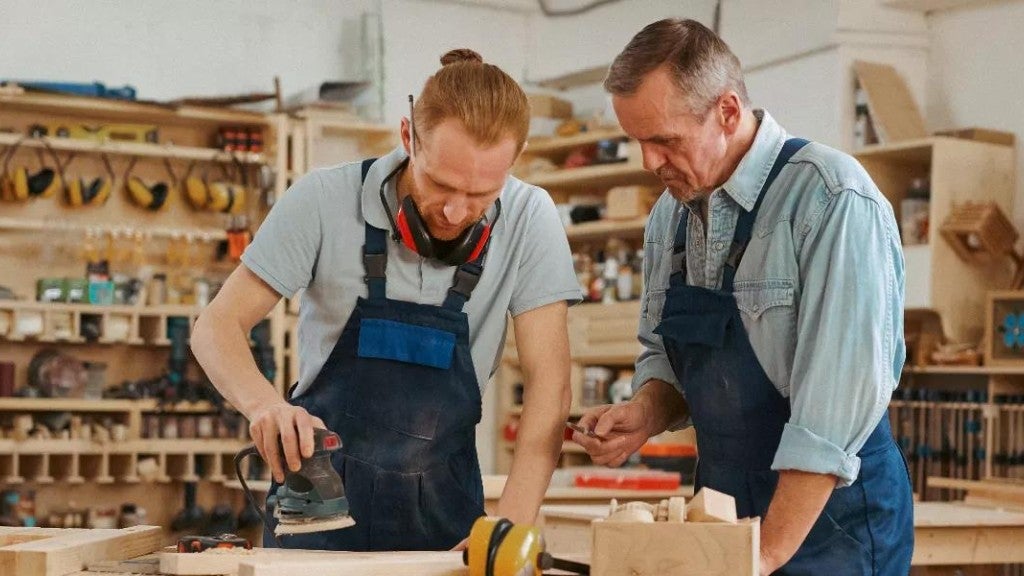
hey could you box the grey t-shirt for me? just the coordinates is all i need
[241,146,582,396]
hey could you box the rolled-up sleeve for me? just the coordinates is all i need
[772,187,905,487]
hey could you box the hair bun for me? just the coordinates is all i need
[441,48,484,66]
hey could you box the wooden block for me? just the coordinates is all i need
[686,488,737,524]
[605,185,655,220]
[232,551,465,576]
[853,60,928,143]
[527,94,573,120]
[591,518,759,576]
[0,525,161,576]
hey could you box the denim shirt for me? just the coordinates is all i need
[633,110,905,486]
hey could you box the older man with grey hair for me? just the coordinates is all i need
[573,18,913,575]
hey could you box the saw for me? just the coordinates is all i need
[234,428,355,540]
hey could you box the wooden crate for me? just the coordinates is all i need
[985,291,1024,366]
[591,518,760,576]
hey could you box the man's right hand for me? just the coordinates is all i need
[248,403,327,483]
[572,400,653,468]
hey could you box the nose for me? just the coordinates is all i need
[443,197,469,224]
[639,143,666,173]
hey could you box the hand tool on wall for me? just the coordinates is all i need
[463,516,590,576]
[234,428,354,540]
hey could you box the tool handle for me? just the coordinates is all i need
[539,552,590,575]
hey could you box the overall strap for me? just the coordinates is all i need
[721,137,808,292]
[442,199,501,312]
[359,158,387,301]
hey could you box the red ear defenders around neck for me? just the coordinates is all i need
[395,193,496,266]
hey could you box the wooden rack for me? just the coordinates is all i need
[0,133,265,165]
[0,301,202,346]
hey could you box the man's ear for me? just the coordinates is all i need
[717,91,744,135]
[400,117,413,157]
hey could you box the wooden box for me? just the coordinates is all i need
[985,291,1024,366]
[606,185,656,220]
[591,517,760,576]
[527,94,573,120]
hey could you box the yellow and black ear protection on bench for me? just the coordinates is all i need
[65,152,115,207]
[379,159,500,267]
[463,516,590,576]
[124,156,175,211]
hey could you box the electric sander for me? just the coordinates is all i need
[234,428,355,538]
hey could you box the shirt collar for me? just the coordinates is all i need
[360,146,409,232]
[719,109,787,212]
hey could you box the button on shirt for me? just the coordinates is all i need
[634,111,905,486]
[242,147,582,396]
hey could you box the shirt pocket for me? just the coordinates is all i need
[733,279,796,320]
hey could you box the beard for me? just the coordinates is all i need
[423,211,476,241]
[657,166,709,203]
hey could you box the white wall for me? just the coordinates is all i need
[0,0,376,103]
[927,0,1024,224]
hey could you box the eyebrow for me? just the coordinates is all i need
[427,173,498,196]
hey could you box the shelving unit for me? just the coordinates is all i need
[854,134,1020,503]
[855,136,1015,344]
[495,121,655,474]
[0,91,283,537]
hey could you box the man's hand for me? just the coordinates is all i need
[248,402,326,483]
[450,537,468,552]
[572,401,652,467]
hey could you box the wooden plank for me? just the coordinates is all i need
[526,128,626,155]
[913,525,1024,565]
[525,162,660,191]
[852,61,928,143]
[0,526,161,576]
[591,518,759,576]
[232,552,465,576]
[86,553,160,573]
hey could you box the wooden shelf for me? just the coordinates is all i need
[0,398,223,413]
[565,217,646,242]
[0,301,203,347]
[0,133,265,165]
[904,365,1024,376]
[853,137,938,164]
[0,216,228,241]
[526,163,659,191]
[527,129,626,155]
[531,65,609,91]
[0,92,269,126]
[882,0,1002,12]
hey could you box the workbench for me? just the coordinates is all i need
[538,500,1024,571]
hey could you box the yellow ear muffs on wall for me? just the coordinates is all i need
[206,180,235,213]
[184,176,209,210]
[126,176,169,211]
[26,166,59,198]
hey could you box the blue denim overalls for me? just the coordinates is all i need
[263,159,486,551]
[654,139,914,574]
